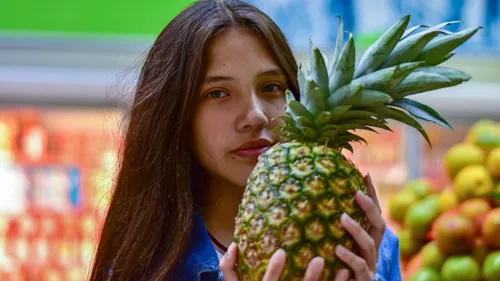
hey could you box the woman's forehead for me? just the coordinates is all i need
[205,28,280,75]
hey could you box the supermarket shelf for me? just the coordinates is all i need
[1,64,500,117]
[412,82,500,119]
[0,65,137,107]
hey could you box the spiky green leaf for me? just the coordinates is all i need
[354,15,410,78]
[353,90,393,108]
[284,132,307,142]
[415,26,482,64]
[329,32,355,93]
[289,100,314,119]
[392,98,453,131]
[341,143,354,153]
[320,124,340,132]
[320,129,338,139]
[314,111,332,127]
[275,115,294,125]
[391,66,471,98]
[328,16,344,74]
[329,105,352,123]
[359,126,380,134]
[423,52,455,66]
[296,116,313,127]
[391,71,450,98]
[283,124,302,135]
[285,89,296,102]
[309,40,329,97]
[401,24,428,40]
[415,66,472,83]
[303,86,326,114]
[335,132,368,145]
[272,125,285,132]
[382,30,444,68]
[352,62,423,92]
[348,118,392,131]
[339,110,381,120]
[327,84,362,107]
[377,107,431,146]
[297,69,307,96]
[302,126,317,140]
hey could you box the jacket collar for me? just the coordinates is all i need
[167,211,223,281]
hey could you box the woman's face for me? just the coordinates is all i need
[193,27,288,188]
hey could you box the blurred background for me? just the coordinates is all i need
[0,0,499,280]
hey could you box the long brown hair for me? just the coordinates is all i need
[89,1,299,280]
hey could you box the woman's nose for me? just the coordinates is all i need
[235,95,269,133]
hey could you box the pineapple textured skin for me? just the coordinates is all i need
[234,141,368,281]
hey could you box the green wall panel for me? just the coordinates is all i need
[0,0,196,36]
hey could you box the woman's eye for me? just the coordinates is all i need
[262,83,283,93]
[206,90,229,99]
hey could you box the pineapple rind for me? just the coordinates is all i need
[234,142,368,281]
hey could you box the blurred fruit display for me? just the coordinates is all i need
[387,119,500,281]
[0,108,120,280]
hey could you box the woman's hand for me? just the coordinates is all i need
[333,174,386,281]
[221,174,385,281]
[220,243,326,281]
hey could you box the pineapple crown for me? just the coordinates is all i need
[275,15,482,152]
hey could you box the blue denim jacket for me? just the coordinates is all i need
[167,211,402,281]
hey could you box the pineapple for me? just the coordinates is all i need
[233,15,481,281]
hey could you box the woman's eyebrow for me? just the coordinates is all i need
[204,68,283,84]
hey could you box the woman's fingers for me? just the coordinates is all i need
[363,174,381,213]
[302,257,325,281]
[340,213,377,272]
[219,243,240,280]
[333,269,350,281]
[335,245,373,281]
[355,190,386,248]
[262,249,287,281]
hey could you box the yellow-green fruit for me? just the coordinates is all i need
[438,188,459,213]
[441,256,481,281]
[465,120,500,157]
[398,229,425,258]
[405,196,440,240]
[435,214,475,256]
[410,267,442,281]
[483,251,500,281]
[420,241,446,269]
[486,147,500,179]
[482,208,500,249]
[234,142,369,280]
[389,190,419,223]
[444,143,485,179]
[466,120,496,144]
[459,198,492,228]
[453,165,494,201]
[405,179,434,199]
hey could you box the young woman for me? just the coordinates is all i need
[89,1,402,281]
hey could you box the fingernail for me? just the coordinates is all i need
[315,256,325,265]
[335,245,348,256]
[356,190,370,200]
[275,248,286,256]
[340,213,351,223]
[337,269,349,281]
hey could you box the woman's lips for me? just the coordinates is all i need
[232,146,271,158]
